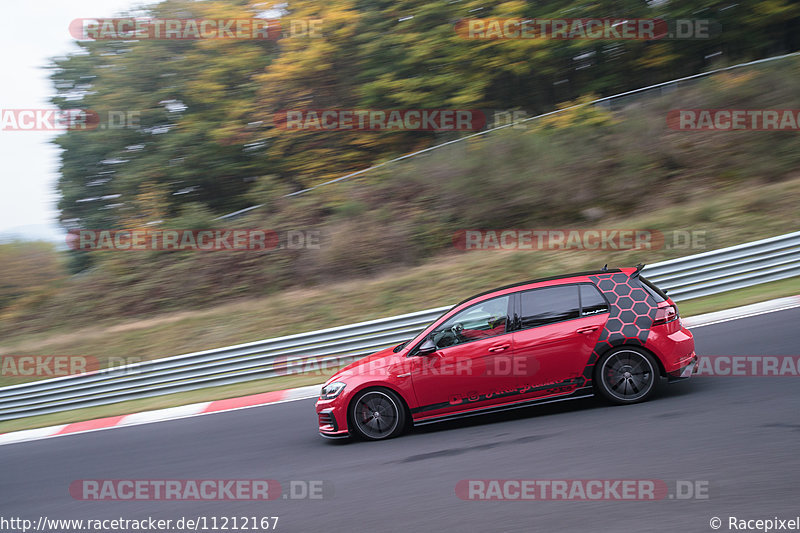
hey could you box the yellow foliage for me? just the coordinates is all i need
[709,70,759,90]
[531,94,617,131]
[119,182,171,228]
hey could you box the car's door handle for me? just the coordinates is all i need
[576,326,600,334]
[488,343,510,353]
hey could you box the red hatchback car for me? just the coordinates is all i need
[315,266,697,440]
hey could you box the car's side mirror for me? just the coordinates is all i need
[416,337,438,356]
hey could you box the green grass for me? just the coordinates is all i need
[2,277,798,434]
[676,276,800,317]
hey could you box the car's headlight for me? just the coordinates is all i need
[320,381,346,400]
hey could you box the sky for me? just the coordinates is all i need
[0,0,150,242]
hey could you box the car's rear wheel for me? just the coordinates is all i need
[350,389,406,440]
[595,347,660,404]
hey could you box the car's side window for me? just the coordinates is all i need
[518,285,581,329]
[637,276,668,303]
[431,295,510,349]
[580,284,610,316]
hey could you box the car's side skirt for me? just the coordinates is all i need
[412,387,594,426]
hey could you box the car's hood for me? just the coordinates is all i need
[326,345,403,384]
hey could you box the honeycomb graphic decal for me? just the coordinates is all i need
[580,272,660,385]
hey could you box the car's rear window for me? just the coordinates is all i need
[579,284,610,316]
[638,276,668,303]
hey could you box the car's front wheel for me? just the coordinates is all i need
[349,388,406,440]
[595,347,660,404]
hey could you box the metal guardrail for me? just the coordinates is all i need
[642,231,800,300]
[1,231,799,421]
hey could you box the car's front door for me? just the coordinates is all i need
[408,294,521,419]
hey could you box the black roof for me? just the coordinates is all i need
[451,268,623,309]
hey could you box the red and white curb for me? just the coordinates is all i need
[0,385,321,447]
[1,295,798,447]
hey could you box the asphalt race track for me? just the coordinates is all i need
[2,308,799,533]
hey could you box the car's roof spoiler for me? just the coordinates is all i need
[600,263,645,277]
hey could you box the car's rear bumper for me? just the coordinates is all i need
[654,322,696,374]
[667,354,698,382]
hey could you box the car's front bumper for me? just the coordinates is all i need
[316,403,349,438]
[319,430,349,439]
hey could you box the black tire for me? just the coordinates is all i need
[349,388,407,441]
[594,347,661,405]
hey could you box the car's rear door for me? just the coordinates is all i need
[511,283,609,399]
